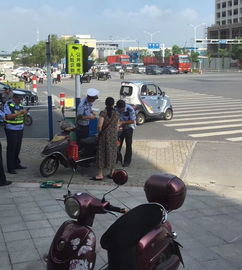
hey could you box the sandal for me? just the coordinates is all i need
[90,177,103,181]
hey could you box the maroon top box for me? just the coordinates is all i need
[144,173,186,211]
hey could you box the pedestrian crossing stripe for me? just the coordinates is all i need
[174,102,242,109]
[177,123,242,132]
[226,137,242,142]
[172,97,234,102]
[175,106,242,114]
[168,114,242,122]
[174,110,242,118]
[173,100,241,105]
[189,130,242,138]
[166,118,242,127]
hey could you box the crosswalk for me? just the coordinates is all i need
[163,89,242,142]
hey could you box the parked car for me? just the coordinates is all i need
[109,63,122,71]
[122,63,134,73]
[132,63,146,74]
[146,65,163,75]
[162,66,179,74]
[120,81,173,125]
[0,82,38,106]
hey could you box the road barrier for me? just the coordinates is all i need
[60,92,65,108]
[32,75,37,93]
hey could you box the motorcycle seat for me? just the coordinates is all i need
[100,203,164,251]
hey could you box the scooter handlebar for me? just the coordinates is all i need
[105,204,128,214]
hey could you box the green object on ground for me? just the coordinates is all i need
[65,116,76,141]
[40,180,65,188]
[3,81,26,89]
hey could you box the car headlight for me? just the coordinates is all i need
[65,197,80,219]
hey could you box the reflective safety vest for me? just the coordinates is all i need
[5,102,24,125]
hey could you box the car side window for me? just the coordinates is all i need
[147,85,157,96]
[141,85,147,96]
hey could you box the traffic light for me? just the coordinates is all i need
[83,45,94,74]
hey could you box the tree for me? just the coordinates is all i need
[190,51,199,63]
[172,45,182,55]
[231,41,242,68]
[115,49,123,55]
[165,48,171,58]
[218,48,230,68]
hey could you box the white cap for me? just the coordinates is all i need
[87,88,99,98]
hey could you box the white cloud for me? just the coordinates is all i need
[180,8,199,22]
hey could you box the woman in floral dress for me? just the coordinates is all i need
[91,97,119,180]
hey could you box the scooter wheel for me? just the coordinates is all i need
[24,115,33,126]
[40,156,59,177]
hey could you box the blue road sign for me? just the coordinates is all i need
[148,43,160,49]
[219,40,226,44]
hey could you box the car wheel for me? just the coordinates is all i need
[24,115,32,126]
[40,156,59,177]
[164,109,173,120]
[22,96,28,106]
[136,112,145,125]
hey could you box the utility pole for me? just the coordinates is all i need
[74,40,81,114]
[46,35,53,141]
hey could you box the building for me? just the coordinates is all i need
[61,35,98,59]
[96,42,118,59]
[0,51,14,69]
[207,0,242,53]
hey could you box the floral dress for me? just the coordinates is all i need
[96,109,119,169]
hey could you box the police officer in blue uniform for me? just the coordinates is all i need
[76,88,99,146]
[4,92,28,174]
[0,108,12,186]
[116,100,136,167]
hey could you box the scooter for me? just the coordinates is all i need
[39,112,97,177]
[46,169,186,270]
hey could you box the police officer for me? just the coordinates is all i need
[0,109,12,186]
[76,88,99,146]
[4,92,27,174]
[116,100,136,167]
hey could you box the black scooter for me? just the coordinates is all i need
[39,110,97,177]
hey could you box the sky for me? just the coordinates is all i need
[1,0,214,52]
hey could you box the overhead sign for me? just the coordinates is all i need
[66,44,83,74]
[148,43,160,50]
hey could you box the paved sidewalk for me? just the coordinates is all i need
[0,139,242,269]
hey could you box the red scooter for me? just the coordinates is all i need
[46,169,186,270]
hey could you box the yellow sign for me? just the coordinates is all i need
[66,44,83,75]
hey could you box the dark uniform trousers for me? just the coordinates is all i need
[5,128,23,172]
[0,142,6,184]
[119,128,133,165]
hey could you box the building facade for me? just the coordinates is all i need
[208,0,242,53]
[96,42,118,59]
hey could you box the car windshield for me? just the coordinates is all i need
[120,85,133,96]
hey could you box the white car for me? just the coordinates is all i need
[11,67,30,76]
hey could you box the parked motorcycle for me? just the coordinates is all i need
[39,115,97,177]
[46,169,186,270]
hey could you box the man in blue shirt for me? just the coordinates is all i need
[76,88,99,146]
[4,92,28,174]
[0,109,12,186]
[116,100,136,167]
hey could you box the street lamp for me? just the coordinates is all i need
[190,23,206,52]
[144,30,160,43]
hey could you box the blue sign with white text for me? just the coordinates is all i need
[148,43,160,49]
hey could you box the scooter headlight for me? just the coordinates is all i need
[65,198,80,219]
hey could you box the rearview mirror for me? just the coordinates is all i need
[112,169,128,186]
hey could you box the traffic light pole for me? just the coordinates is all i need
[75,75,81,115]
[46,35,53,141]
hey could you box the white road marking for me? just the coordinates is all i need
[177,123,242,132]
[166,118,242,127]
[174,102,242,109]
[174,110,242,118]
[168,114,242,122]
[226,137,242,142]
[175,106,242,114]
[189,130,242,138]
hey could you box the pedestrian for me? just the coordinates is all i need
[76,88,99,145]
[119,68,124,79]
[0,109,12,186]
[4,92,28,174]
[116,100,136,167]
[90,97,120,181]
[51,70,58,84]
